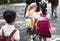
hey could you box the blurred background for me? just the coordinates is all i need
[0,0,48,4]
[0,0,60,41]
[0,0,26,4]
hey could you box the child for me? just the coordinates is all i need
[36,1,51,41]
[26,3,37,41]
[0,10,20,41]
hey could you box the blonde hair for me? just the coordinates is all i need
[26,3,36,16]
[28,3,37,11]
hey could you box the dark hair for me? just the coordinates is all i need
[3,10,16,24]
[40,1,47,15]
[26,0,35,5]
[41,6,47,15]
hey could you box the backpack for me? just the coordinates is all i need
[0,28,17,41]
[36,14,50,34]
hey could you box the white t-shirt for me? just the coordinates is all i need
[30,10,37,20]
[34,11,50,19]
[33,11,42,19]
[0,23,20,40]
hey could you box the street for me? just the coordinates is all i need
[0,2,60,41]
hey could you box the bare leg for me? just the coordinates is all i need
[39,36,42,41]
[30,35,33,41]
[43,37,47,41]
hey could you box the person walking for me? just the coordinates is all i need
[36,0,41,12]
[36,2,51,41]
[48,0,59,18]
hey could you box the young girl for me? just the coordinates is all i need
[36,1,51,41]
[25,3,37,41]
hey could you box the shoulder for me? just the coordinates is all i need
[14,28,20,34]
[13,28,20,40]
[46,13,50,19]
[15,28,19,32]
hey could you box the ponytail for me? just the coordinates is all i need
[42,7,47,15]
[40,1,47,15]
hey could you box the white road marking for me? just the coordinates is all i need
[51,27,56,31]
[52,38,60,41]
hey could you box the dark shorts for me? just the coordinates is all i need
[27,26,36,35]
[39,31,51,38]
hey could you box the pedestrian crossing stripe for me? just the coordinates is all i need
[51,27,56,31]
[52,38,60,41]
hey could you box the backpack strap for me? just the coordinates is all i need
[9,29,17,38]
[40,13,43,17]
[2,28,5,37]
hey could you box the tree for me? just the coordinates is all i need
[7,0,10,3]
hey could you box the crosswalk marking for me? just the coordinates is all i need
[51,27,56,31]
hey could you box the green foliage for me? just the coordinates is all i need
[0,0,25,4]
[0,0,7,4]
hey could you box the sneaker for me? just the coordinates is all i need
[55,16,57,18]
[33,34,36,40]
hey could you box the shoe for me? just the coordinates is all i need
[55,16,57,18]
[33,37,35,40]
[33,34,36,40]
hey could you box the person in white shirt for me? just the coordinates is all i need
[0,10,20,41]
